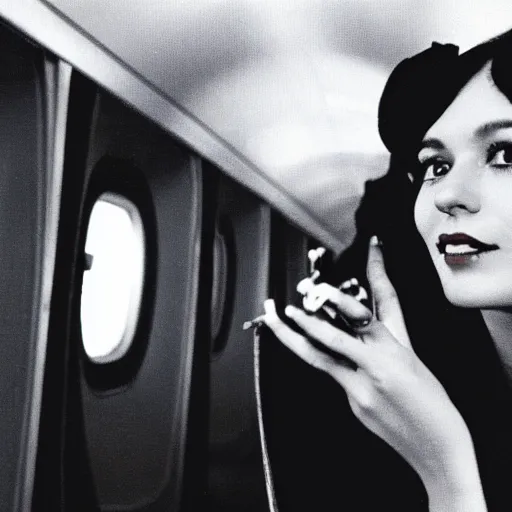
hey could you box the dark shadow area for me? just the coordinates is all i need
[260,160,512,511]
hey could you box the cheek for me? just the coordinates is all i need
[487,185,512,227]
[413,189,435,244]
[483,178,512,243]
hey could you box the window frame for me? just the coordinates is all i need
[81,191,146,364]
[78,156,158,392]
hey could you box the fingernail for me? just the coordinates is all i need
[284,305,296,317]
[243,315,266,330]
[263,299,276,315]
[340,279,352,290]
[352,317,372,329]
[303,295,321,313]
[297,277,315,296]
[370,235,383,247]
[361,308,373,320]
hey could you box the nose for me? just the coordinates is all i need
[433,163,481,216]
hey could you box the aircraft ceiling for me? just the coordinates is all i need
[45,0,512,250]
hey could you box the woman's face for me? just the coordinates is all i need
[414,61,512,309]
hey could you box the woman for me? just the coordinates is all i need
[260,30,512,512]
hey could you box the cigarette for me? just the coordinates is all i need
[243,315,266,330]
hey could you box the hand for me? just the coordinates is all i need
[262,237,484,507]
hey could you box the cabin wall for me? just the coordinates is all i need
[0,15,322,512]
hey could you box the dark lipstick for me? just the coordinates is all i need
[437,232,499,265]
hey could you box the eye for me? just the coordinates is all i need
[421,158,451,181]
[488,142,512,168]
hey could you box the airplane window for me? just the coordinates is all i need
[211,225,227,345]
[81,193,145,364]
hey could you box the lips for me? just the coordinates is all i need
[436,232,499,259]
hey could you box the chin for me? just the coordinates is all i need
[443,291,486,308]
[442,283,512,309]
[431,250,512,309]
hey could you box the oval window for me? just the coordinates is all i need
[211,226,228,347]
[81,193,145,364]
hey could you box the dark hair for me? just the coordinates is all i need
[378,29,512,167]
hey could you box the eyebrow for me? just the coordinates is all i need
[475,119,512,137]
[419,119,512,153]
[418,138,445,152]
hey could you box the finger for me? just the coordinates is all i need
[296,272,320,296]
[302,282,373,321]
[283,305,370,369]
[262,300,356,386]
[366,237,411,347]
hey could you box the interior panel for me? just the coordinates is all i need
[0,21,54,511]
[78,90,204,511]
[207,176,271,511]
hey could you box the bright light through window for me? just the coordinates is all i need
[81,193,145,364]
